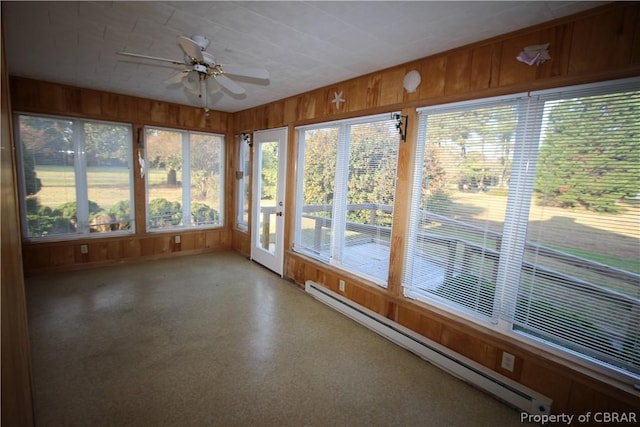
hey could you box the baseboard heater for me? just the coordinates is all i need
[305,280,552,417]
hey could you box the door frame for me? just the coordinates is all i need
[250,127,288,276]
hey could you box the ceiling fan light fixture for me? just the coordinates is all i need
[202,52,215,66]
[191,35,210,51]
[184,72,200,93]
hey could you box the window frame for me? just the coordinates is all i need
[14,112,135,241]
[294,112,401,286]
[144,126,225,232]
[236,134,251,231]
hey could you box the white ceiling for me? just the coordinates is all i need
[3,1,606,113]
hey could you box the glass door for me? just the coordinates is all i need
[251,128,287,275]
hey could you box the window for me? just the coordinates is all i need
[236,135,251,231]
[295,114,400,285]
[404,78,640,380]
[16,114,134,239]
[144,127,224,231]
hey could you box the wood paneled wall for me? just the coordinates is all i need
[235,2,640,421]
[286,255,640,417]
[10,77,236,275]
[2,31,35,426]
[5,1,640,422]
[233,2,640,131]
[10,78,231,131]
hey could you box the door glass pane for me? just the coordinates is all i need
[146,129,183,229]
[18,115,77,238]
[84,122,132,233]
[258,141,278,252]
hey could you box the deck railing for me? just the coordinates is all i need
[293,202,640,372]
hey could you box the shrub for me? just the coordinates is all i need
[109,200,130,230]
[57,200,101,220]
[27,210,74,236]
[191,202,219,225]
[148,198,181,228]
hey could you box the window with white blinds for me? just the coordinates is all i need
[295,114,400,285]
[404,78,640,380]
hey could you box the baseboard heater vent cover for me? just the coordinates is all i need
[305,280,552,417]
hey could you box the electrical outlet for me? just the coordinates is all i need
[339,279,346,292]
[501,351,515,372]
[175,235,181,244]
[80,244,88,254]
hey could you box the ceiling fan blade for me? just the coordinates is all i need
[177,36,204,63]
[117,51,185,66]
[214,74,246,95]
[220,64,270,80]
[166,70,188,85]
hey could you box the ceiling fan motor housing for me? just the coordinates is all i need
[193,64,208,74]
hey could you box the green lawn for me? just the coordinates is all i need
[34,166,173,210]
[32,167,638,276]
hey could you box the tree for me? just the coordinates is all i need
[190,134,221,201]
[425,105,517,196]
[84,122,129,167]
[303,128,337,208]
[146,129,182,185]
[346,123,398,225]
[21,142,42,196]
[20,116,73,165]
[259,142,279,200]
[535,92,640,213]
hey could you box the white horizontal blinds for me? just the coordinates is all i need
[297,126,338,260]
[339,117,399,283]
[505,81,640,376]
[405,97,522,321]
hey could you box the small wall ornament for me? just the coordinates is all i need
[331,91,346,110]
[516,43,551,66]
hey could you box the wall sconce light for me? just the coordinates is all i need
[241,133,252,146]
[403,70,422,93]
[392,113,408,142]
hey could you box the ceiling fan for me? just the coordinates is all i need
[118,35,270,112]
